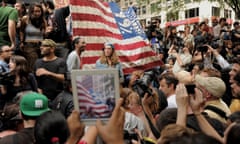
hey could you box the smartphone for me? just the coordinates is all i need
[185,84,196,94]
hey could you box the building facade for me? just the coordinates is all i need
[117,0,235,29]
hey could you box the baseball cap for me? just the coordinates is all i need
[20,92,50,117]
[104,42,114,49]
[41,39,56,48]
[195,75,226,98]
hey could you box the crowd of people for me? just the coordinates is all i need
[0,0,240,143]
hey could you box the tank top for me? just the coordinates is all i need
[25,23,43,42]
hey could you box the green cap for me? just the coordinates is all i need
[20,92,50,117]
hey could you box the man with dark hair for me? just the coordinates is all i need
[213,17,227,39]
[231,21,240,45]
[0,0,18,49]
[0,92,49,144]
[34,39,67,101]
[159,72,179,108]
[66,36,86,71]
[0,45,13,73]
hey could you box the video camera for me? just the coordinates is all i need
[132,69,160,98]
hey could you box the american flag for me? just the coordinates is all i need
[69,0,162,74]
[76,81,111,118]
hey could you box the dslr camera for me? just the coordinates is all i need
[195,36,219,53]
[132,69,159,98]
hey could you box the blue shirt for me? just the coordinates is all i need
[0,60,9,73]
[95,59,124,83]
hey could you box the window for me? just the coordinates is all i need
[151,3,159,14]
[136,7,140,15]
[185,8,199,18]
[212,7,220,17]
[142,5,146,14]
[224,9,232,18]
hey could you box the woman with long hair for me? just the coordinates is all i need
[0,55,38,106]
[20,3,47,71]
[95,42,124,83]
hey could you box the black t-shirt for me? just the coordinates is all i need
[34,58,67,100]
[46,6,70,43]
[0,128,35,144]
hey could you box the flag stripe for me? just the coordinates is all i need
[76,81,110,117]
[72,14,118,29]
[70,0,113,17]
[73,28,122,39]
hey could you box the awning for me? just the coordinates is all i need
[165,17,200,27]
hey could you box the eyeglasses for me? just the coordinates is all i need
[40,45,51,47]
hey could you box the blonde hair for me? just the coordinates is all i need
[99,50,120,66]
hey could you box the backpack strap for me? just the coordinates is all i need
[204,105,227,120]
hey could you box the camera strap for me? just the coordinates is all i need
[204,105,227,120]
[143,111,160,139]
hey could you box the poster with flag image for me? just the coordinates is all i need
[71,69,120,125]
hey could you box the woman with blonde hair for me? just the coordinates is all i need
[95,42,124,83]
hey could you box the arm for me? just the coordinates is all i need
[8,9,18,50]
[176,83,188,126]
[207,45,230,69]
[175,54,191,66]
[35,68,65,82]
[8,19,16,49]
[80,126,98,144]
[66,110,85,144]
[96,98,125,144]
[192,52,203,63]
[190,88,223,143]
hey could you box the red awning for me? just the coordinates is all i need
[165,17,200,27]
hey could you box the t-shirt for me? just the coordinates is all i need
[0,128,35,144]
[46,6,70,43]
[0,6,18,46]
[34,57,67,100]
[66,50,80,71]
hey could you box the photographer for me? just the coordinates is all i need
[164,26,183,59]
[146,19,164,54]
[192,44,230,70]
[168,41,193,74]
